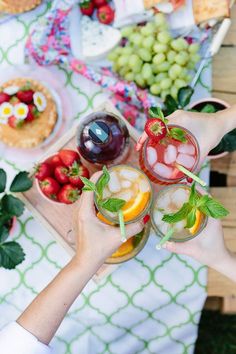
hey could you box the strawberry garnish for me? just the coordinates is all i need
[144,118,167,143]
[17,89,34,104]
[0,92,10,104]
[25,104,38,123]
[8,116,24,129]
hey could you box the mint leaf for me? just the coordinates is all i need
[0,169,6,193]
[0,241,25,269]
[96,166,110,199]
[185,208,196,228]
[99,198,126,213]
[81,177,97,193]
[200,103,216,113]
[169,128,187,143]
[2,195,24,217]
[10,171,32,192]
[189,183,199,206]
[0,226,9,243]
[162,203,192,224]
[199,198,229,219]
[196,195,210,208]
[177,86,194,108]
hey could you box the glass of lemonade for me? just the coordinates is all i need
[152,184,207,242]
[95,165,153,263]
[139,125,200,185]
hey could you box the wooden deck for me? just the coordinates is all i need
[206,3,236,313]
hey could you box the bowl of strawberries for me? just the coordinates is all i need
[34,149,90,204]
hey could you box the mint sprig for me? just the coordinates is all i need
[162,184,229,229]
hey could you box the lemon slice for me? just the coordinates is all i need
[112,238,134,258]
[188,209,202,235]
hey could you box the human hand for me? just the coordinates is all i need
[136,110,223,166]
[73,172,144,269]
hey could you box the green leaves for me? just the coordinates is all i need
[0,226,9,243]
[10,171,33,192]
[0,169,6,193]
[98,198,126,213]
[200,103,216,113]
[162,203,192,224]
[164,95,179,115]
[2,195,25,217]
[81,177,97,193]
[96,166,110,199]
[149,107,168,124]
[177,86,194,108]
[0,241,25,269]
[198,196,229,219]
[186,209,196,229]
[169,127,187,143]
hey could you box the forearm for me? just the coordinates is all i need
[216,104,236,137]
[17,257,99,345]
[211,251,236,283]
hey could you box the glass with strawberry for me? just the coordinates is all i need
[81,165,153,263]
[139,108,200,185]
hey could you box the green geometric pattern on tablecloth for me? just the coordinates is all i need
[0,2,211,353]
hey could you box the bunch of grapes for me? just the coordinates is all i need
[108,13,200,100]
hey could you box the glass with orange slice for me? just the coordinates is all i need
[94,165,153,263]
[151,184,208,242]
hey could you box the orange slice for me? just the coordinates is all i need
[97,212,114,226]
[122,192,150,222]
[188,209,202,235]
[112,237,134,258]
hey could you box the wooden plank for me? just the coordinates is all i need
[212,47,236,94]
[211,152,236,177]
[223,4,236,45]
[211,91,236,105]
[222,295,236,313]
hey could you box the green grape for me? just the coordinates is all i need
[174,51,189,66]
[113,46,123,55]
[119,66,130,77]
[153,52,165,65]
[135,73,146,88]
[187,61,196,70]
[170,38,187,52]
[146,75,155,86]
[154,13,167,27]
[170,86,178,99]
[153,42,168,53]
[122,46,133,55]
[185,74,192,83]
[117,55,129,67]
[160,78,172,90]
[167,50,176,64]
[161,90,170,100]
[107,51,118,62]
[130,33,143,46]
[157,61,170,72]
[168,64,182,79]
[175,79,187,89]
[112,62,119,73]
[140,25,152,36]
[129,54,141,69]
[176,38,188,50]
[188,43,200,54]
[121,26,134,38]
[152,63,159,74]
[138,48,152,62]
[178,68,188,79]
[143,36,155,49]
[142,63,152,80]
[150,83,161,95]
[155,72,168,82]
[124,72,135,82]
[157,31,171,44]
[190,53,201,63]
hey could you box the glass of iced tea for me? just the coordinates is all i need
[139,125,200,185]
[95,165,153,263]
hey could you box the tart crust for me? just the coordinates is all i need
[0,0,41,14]
[0,78,58,149]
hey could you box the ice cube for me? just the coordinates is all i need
[176,154,195,169]
[164,144,177,165]
[157,193,171,209]
[103,188,111,199]
[174,220,186,232]
[171,188,190,208]
[139,178,150,193]
[108,171,121,193]
[119,168,139,181]
[154,163,173,179]
[153,210,164,225]
[121,180,132,188]
[178,143,195,155]
[115,190,133,202]
[159,222,170,235]
[147,146,158,165]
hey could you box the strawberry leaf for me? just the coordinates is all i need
[0,241,25,269]
[2,195,24,217]
[0,226,9,243]
[177,86,194,108]
[0,168,7,193]
[10,171,32,192]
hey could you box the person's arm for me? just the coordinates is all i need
[164,218,236,283]
[16,172,143,346]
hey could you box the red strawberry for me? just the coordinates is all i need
[93,0,109,7]
[35,163,52,181]
[57,184,80,204]
[0,92,10,104]
[17,90,34,104]
[39,177,60,200]
[59,149,80,167]
[45,154,64,169]
[97,4,114,24]
[68,162,90,189]
[186,177,193,183]
[25,104,37,123]
[79,0,94,16]
[144,118,167,142]
[8,116,24,129]
[54,165,69,184]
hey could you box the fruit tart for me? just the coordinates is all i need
[0,0,41,14]
[0,78,58,148]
